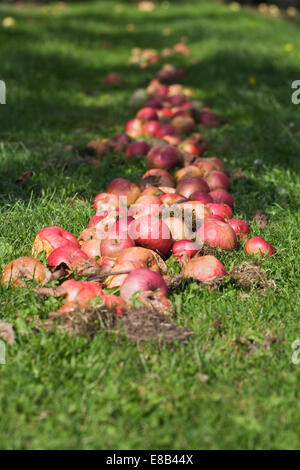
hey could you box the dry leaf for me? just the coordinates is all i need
[15,170,33,186]
[0,322,15,346]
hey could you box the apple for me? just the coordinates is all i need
[1,257,52,287]
[182,255,226,282]
[129,215,173,256]
[142,168,175,187]
[162,135,182,146]
[92,193,119,213]
[155,124,178,139]
[100,294,125,315]
[179,141,203,156]
[143,120,161,136]
[125,118,144,138]
[172,240,198,265]
[100,235,135,258]
[136,107,158,121]
[105,73,122,86]
[196,219,237,251]
[204,214,225,223]
[126,141,149,159]
[88,212,108,228]
[109,133,131,153]
[116,247,162,273]
[108,216,135,238]
[31,226,80,257]
[86,140,107,156]
[147,145,181,170]
[228,219,250,238]
[244,237,275,256]
[199,109,220,127]
[175,165,203,182]
[160,193,186,206]
[176,177,210,198]
[81,239,102,258]
[206,203,233,220]
[140,186,164,197]
[47,244,88,268]
[120,268,168,303]
[129,195,162,218]
[209,189,234,209]
[106,178,140,206]
[205,171,230,191]
[171,115,195,134]
[193,159,215,176]
[189,191,213,205]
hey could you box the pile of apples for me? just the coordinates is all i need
[1,66,276,316]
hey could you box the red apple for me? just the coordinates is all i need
[179,141,203,156]
[47,245,88,268]
[163,216,192,241]
[104,260,143,288]
[162,135,182,146]
[106,178,140,206]
[176,177,210,198]
[116,247,162,273]
[32,226,80,257]
[171,115,195,134]
[190,191,213,205]
[143,120,161,137]
[197,157,225,172]
[125,118,144,138]
[206,203,233,220]
[105,73,122,86]
[228,219,250,238]
[100,235,135,259]
[147,145,181,170]
[160,193,186,205]
[155,124,178,139]
[81,239,102,258]
[244,237,275,256]
[205,171,230,191]
[175,165,203,182]
[109,133,131,153]
[182,255,226,282]
[92,193,119,213]
[140,186,164,197]
[126,141,149,159]
[129,215,173,256]
[199,109,220,127]
[101,294,125,315]
[129,195,162,218]
[209,189,234,209]
[88,212,108,228]
[196,219,237,251]
[120,268,168,303]
[172,240,198,265]
[142,168,175,187]
[108,216,135,238]
[136,107,158,121]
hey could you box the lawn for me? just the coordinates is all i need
[0,0,300,450]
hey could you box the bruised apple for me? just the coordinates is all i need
[1,257,52,287]
[197,219,237,251]
[182,255,226,282]
[120,268,168,303]
[244,237,275,256]
[147,145,181,170]
[172,240,198,265]
[32,226,80,257]
[47,245,88,268]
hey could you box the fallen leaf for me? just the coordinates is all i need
[15,170,33,186]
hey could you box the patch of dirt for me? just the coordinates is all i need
[0,321,15,346]
[253,210,268,228]
[199,244,221,257]
[30,306,192,344]
[230,261,275,290]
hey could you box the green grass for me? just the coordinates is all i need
[0,0,300,450]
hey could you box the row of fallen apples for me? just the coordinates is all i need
[1,65,276,316]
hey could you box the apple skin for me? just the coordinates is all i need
[205,171,230,191]
[172,240,198,265]
[100,235,135,259]
[88,212,108,228]
[105,73,122,86]
[126,141,150,159]
[101,294,125,315]
[129,215,173,257]
[244,237,275,256]
[109,133,132,153]
[155,125,178,140]
[206,203,233,220]
[104,260,143,288]
[209,189,234,209]
[182,255,226,282]
[196,219,237,251]
[176,177,210,199]
[147,145,181,170]
[228,219,250,238]
[1,257,52,287]
[136,107,158,121]
[189,191,213,205]
[143,120,161,137]
[193,159,215,176]
[196,157,225,172]
[108,216,135,238]
[162,135,182,146]
[120,268,168,303]
[31,226,80,257]
[199,109,220,127]
[171,115,195,134]
[106,178,140,206]
[125,118,144,138]
[47,244,89,268]
[142,168,175,188]
[175,165,203,182]
[140,186,164,198]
